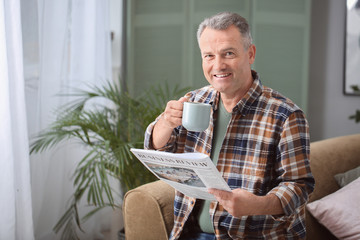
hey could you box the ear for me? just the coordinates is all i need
[248,44,256,64]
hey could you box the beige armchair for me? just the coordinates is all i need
[123,134,360,240]
[123,180,174,240]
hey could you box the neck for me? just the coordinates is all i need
[220,95,239,113]
[220,82,253,112]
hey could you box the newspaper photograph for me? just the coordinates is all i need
[130,148,232,200]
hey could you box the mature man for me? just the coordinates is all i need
[144,12,314,240]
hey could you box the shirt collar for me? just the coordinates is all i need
[234,70,263,116]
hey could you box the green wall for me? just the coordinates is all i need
[126,0,311,112]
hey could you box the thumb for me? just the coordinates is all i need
[178,97,188,103]
[208,188,232,200]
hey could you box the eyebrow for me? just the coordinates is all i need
[201,47,237,55]
[221,47,237,53]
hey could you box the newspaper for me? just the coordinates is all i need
[130,148,231,200]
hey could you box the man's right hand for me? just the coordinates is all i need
[161,97,188,129]
[152,97,188,149]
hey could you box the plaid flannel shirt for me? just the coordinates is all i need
[144,71,314,239]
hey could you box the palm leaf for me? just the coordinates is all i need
[30,81,189,238]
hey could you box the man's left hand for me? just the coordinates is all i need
[208,188,284,218]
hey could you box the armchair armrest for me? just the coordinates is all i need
[123,180,175,240]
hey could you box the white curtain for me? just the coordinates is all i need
[0,0,35,239]
[22,0,114,239]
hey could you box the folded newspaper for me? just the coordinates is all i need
[130,148,231,200]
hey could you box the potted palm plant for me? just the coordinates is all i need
[30,81,189,239]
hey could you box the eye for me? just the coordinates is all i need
[225,52,234,57]
[203,54,214,60]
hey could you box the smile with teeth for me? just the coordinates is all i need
[214,73,231,78]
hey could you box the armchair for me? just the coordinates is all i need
[123,134,360,240]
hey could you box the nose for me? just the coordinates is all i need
[213,56,226,71]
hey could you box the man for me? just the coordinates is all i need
[144,12,314,240]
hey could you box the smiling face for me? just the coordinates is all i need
[199,25,256,100]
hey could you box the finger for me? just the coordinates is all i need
[161,101,183,127]
[208,188,232,200]
[162,97,188,127]
[167,100,184,111]
[178,97,188,103]
[165,105,183,118]
[162,111,182,128]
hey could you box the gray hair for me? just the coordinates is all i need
[197,12,253,50]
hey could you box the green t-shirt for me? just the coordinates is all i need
[197,97,232,233]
